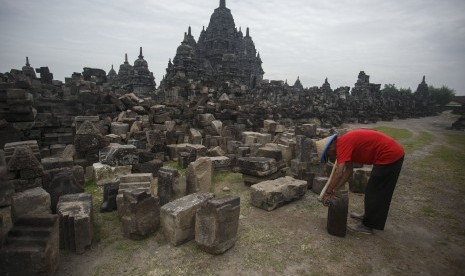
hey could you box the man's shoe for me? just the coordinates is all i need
[347,223,373,235]
[350,211,365,221]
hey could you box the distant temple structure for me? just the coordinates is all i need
[160,0,264,91]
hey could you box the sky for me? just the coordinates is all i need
[0,0,464,95]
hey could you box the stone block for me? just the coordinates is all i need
[0,170,14,207]
[349,167,371,193]
[7,146,44,182]
[238,157,277,177]
[195,196,240,254]
[189,128,202,144]
[312,177,328,194]
[167,143,189,160]
[121,189,160,239]
[11,187,51,222]
[111,122,129,136]
[186,144,207,157]
[132,159,163,177]
[42,166,85,213]
[256,144,283,161]
[4,140,41,163]
[178,151,197,169]
[209,156,231,171]
[99,144,139,166]
[295,124,317,138]
[157,166,183,206]
[160,193,214,246]
[263,120,277,133]
[186,157,213,194]
[250,176,307,211]
[57,193,93,254]
[207,146,225,157]
[92,162,132,186]
[0,215,59,276]
[211,120,223,136]
[242,169,287,186]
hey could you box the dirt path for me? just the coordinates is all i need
[50,113,465,275]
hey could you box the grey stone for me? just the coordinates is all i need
[11,187,51,222]
[160,193,214,246]
[312,177,328,194]
[121,189,160,239]
[238,157,277,177]
[186,157,212,194]
[349,167,371,193]
[195,196,240,254]
[0,215,59,276]
[99,144,139,166]
[250,176,307,211]
[157,166,182,206]
[209,156,231,171]
[57,193,93,254]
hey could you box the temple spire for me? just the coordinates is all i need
[188,26,192,36]
[26,56,30,66]
[246,27,250,37]
[139,47,144,59]
[124,53,128,64]
[220,0,226,8]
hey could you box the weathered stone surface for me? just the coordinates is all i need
[0,165,14,207]
[100,144,139,166]
[207,146,225,157]
[160,193,214,246]
[157,166,183,206]
[186,157,212,194]
[42,166,85,213]
[74,120,107,153]
[295,124,317,138]
[7,146,44,183]
[250,176,307,211]
[0,215,59,276]
[4,140,41,164]
[57,193,93,254]
[189,128,202,144]
[242,169,286,186]
[263,120,277,133]
[195,196,240,254]
[256,144,283,162]
[312,177,328,194]
[209,156,231,171]
[238,157,277,177]
[111,122,129,136]
[11,187,51,222]
[41,144,75,170]
[349,167,371,193]
[132,159,163,176]
[92,162,132,186]
[178,151,197,169]
[117,173,154,216]
[121,189,160,239]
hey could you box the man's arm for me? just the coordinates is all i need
[322,162,353,204]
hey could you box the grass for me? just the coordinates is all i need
[402,131,434,154]
[164,161,186,176]
[373,126,413,141]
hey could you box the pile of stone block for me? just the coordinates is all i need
[99,143,139,167]
[56,193,93,254]
[250,176,307,211]
[11,187,51,222]
[0,215,60,275]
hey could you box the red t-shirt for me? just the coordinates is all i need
[336,129,404,165]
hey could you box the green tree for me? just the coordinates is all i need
[429,85,456,106]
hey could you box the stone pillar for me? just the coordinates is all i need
[186,157,213,194]
[157,166,182,206]
[195,196,240,254]
[57,193,93,254]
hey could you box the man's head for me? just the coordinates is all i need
[315,134,337,163]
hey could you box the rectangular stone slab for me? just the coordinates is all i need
[250,176,307,211]
[160,193,214,246]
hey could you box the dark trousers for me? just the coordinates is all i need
[362,156,404,230]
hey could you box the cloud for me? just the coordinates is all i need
[0,0,464,95]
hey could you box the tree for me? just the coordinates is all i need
[429,85,456,106]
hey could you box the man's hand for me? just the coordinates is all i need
[322,191,334,207]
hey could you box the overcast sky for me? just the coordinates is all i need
[1,0,464,95]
